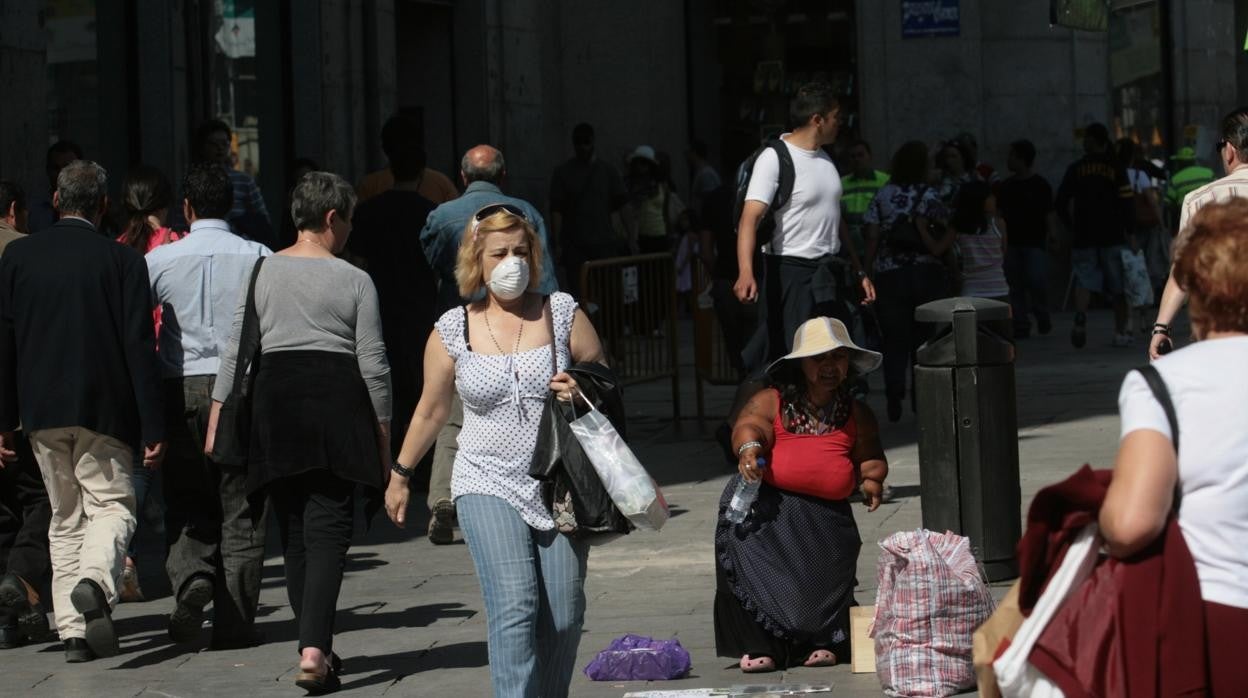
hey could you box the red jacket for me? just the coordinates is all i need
[1015,465,1207,698]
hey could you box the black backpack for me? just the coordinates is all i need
[732,139,795,247]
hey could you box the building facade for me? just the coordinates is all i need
[0,0,1242,228]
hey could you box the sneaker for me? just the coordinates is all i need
[1036,314,1053,336]
[1070,313,1087,349]
[118,564,144,603]
[69,579,118,658]
[168,576,214,644]
[1112,332,1134,348]
[427,499,456,545]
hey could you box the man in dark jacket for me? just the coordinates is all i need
[0,160,165,663]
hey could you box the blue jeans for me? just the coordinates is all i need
[1005,246,1051,331]
[457,494,589,698]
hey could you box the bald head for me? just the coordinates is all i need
[461,145,506,186]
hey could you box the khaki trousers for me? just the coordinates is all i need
[28,427,136,640]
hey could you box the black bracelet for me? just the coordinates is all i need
[391,461,414,478]
[1152,324,1171,337]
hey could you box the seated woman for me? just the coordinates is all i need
[715,317,888,672]
[1100,199,1248,695]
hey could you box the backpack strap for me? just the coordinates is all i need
[769,139,796,210]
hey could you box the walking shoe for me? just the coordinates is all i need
[168,576,213,644]
[427,499,456,545]
[0,573,49,646]
[1070,313,1087,349]
[69,578,118,658]
[118,563,144,603]
[63,637,95,663]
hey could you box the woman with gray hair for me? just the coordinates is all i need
[207,171,391,693]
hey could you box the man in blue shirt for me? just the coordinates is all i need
[145,162,271,649]
[417,145,557,544]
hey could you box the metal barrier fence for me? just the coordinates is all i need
[579,253,681,418]
[691,259,745,422]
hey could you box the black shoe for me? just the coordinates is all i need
[168,576,213,644]
[63,637,95,663]
[0,610,19,649]
[427,499,456,545]
[1070,312,1087,349]
[1037,314,1052,335]
[0,573,49,645]
[886,398,903,423]
[69,579,118,658]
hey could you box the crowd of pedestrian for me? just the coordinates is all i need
[0,84,1246,697]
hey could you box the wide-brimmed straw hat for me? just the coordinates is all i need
[766,317,882,375]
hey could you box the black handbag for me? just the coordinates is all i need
[211,257,266,466]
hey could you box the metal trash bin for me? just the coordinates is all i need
[914,297,1021,581]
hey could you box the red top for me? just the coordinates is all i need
[117,226,181,348]
[762,389,858,501]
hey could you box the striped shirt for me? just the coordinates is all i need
[227,168,270,222]
[1177,167,1248,240]
[956,220,1009,298]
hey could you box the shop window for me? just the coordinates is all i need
[210,0,261,178]
[1110,1,1167,156]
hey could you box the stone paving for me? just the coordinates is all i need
[0,310,1163,697]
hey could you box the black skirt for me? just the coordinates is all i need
[248,350,383,505]
[714,476,860,666]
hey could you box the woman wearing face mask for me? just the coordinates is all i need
[385,204,606,698]
[208,172,392,693]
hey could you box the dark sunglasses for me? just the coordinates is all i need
[473,203,529,225]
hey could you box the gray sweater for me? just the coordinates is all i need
[213,255,393,421]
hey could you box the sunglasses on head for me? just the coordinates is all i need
[473,203,528,224]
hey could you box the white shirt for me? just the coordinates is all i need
[744,135,843,259]
[1118,336,1248,608]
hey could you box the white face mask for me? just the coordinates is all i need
[487,255,530,301]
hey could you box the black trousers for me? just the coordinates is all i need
[162,376,267,642]
[742,254,852,373]
[0,433,51,588]
[270,469,354,654]
[873,264,950,401]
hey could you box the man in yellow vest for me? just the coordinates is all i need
[1164,146,1215,229]
[840,140,890,255]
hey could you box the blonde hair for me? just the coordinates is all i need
[455,208,544,299]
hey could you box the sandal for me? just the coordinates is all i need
[295,661,341,695]
[739,654,776,673]
[803,649,837,667]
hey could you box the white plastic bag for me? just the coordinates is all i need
[994,523,1100,698]
[568,396,669,531]
[1121,248,1154,309]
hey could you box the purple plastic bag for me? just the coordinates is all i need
[582,634,692,681]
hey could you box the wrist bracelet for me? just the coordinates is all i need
[1152,326,1171,337]
[391,461,414,478]
[736,440,763,457]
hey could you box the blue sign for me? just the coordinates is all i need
[902,0,961,39]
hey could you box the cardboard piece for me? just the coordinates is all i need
[850,605,876,674]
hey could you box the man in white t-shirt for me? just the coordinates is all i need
[734,82,875,371]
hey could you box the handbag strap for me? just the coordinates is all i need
[546,295,557,378]
[230,257,266,395]
[1135,363,1183,511]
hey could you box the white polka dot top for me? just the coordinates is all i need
[435,292,576,530]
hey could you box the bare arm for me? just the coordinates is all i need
[1149,273,1187,360]
[1100,429,1176,558]
[548,307,608,397]
[384,332,457,527]
[732,389,778,483]
[851,402,888,511]
[734,200,767,302]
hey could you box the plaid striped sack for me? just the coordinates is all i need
[871,529,997,697]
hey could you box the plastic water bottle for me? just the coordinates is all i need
[725,458,766,524]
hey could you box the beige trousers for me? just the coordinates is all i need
[28,427,136,640]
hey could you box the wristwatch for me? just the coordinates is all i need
[391,461,414,478]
